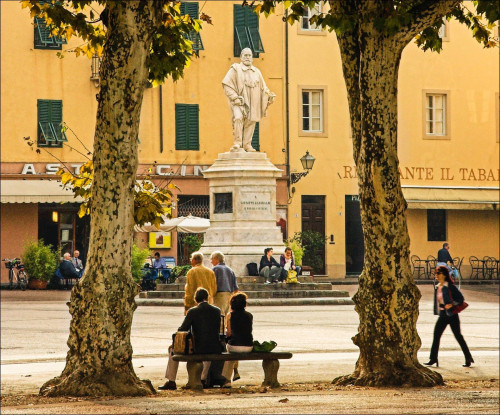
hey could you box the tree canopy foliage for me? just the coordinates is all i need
[22,0,210,84]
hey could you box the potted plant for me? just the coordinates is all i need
[22,240,59,289]
[131,244,151,284]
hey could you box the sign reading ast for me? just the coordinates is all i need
[19,163,208,177]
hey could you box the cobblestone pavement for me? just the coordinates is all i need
[1,285,498,414]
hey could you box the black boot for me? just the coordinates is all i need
[424,358,439,367]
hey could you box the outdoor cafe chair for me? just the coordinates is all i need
[426,255,437,279]
[411,255,426,279]
[469,256,482,279]
[452,256,464,275]
[483,256,497,280]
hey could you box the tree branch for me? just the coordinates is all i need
[396,0,459,46]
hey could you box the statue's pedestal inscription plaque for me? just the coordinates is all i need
[200,151,285,275]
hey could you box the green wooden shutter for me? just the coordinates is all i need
[251,122,260,151]
[176,104,199,151]
[247,8,264,53]
[49,100,67,142]
[38,99,54,144]
[180,2,199,18]
[175,104,188,150]
[234,5,263,57]
[34,16,66,49]
[180,3,203,51]
[234,5,250,57]
[187,104,200,150]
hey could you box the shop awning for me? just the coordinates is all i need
[402,186,499,210]
[0,179,83,203]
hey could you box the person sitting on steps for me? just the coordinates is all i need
[259,247,281,284]
[279,247,301,283]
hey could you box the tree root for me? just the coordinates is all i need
[40,369,155,397]
[332,365,443,387]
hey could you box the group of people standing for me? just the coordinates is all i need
[159,250,252,391]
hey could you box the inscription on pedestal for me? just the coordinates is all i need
[214,192,233,214]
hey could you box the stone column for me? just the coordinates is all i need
[200,151,285,275]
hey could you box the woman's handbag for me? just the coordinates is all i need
[286,269,298,284]
[452,301,469,314]
[172,331,194,354]
[448,287,469,314]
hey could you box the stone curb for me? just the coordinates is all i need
[329,279,500,285]
[135,297,355,307]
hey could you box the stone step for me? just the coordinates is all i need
[236,275,314,283]
[155,282,333,291]
[175,275,315,284]
[136,297,354,307]
[139,289,349,300]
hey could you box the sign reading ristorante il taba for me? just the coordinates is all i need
[341,166,500,182]
[8,163,210,177]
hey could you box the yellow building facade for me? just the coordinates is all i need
[1,2,498,282]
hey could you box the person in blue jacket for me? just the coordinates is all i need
[424,265,473,368]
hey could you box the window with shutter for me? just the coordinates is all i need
[180,2,204,52]
[34,15,67,49]
[37,99,67,147]
[234,5,264,57]
[175,104,199,151]
[251,122,260,151]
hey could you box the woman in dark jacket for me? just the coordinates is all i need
[259,247,281,284]
[424,266,473,368]
[221,292,253,386]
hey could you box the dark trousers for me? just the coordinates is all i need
[430,311,472,361]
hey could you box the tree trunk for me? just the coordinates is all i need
[333,30,443,387]
[40,2,157,397]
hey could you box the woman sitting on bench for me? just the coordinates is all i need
[221,292,253,387]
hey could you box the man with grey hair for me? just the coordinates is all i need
[184,251,217,315]
[222,47,275,152]
[211,251,238,316]
[57,252,81,285]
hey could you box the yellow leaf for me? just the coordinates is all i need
[21,1,31,9]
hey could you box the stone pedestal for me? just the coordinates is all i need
[200,151,285,275]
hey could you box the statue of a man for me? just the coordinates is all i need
[222,48,276,152]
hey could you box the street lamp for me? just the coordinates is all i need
[290,151,316,184]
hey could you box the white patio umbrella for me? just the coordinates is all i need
[134,214,210,233]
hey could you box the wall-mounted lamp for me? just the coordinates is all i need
[290,150,316,184]
[288,151,316,203]
[52,211,59,222]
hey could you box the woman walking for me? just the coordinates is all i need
[424,265,474,368]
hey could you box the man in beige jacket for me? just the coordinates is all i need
[184,252,217,315]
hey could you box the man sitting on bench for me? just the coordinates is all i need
[159,287,223,390]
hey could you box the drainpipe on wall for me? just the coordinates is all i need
[159,84,164,153]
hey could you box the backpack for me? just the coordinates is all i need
[286,269,298,284]
[246,262,259,276]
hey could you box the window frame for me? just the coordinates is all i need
[298,4,326,36]
[437,19,450,42]
[422,90,450,140]
[298,86,328,137]
[37,99,67,148]
[427,209,447,242]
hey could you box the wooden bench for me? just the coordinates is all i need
[173,351,293,390]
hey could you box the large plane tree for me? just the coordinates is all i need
[258,0,498,386]
[22,0,204,396]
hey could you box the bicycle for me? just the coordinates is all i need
[2,258,27,290]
